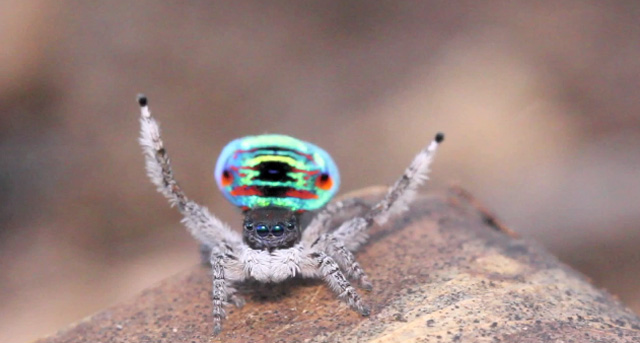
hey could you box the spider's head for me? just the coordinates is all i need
[242,207,301,251]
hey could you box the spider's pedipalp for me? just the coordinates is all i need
[228,289,246,308]
[236,244,304,283]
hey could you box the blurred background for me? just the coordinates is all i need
[1,1,639,342]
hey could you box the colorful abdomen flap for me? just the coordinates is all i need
[214,134,340,211]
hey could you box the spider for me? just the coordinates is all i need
[136,95,444,335]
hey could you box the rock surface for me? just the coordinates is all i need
[37,187,640,342]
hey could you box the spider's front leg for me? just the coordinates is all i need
[209,247,245,335]
[210,251,227,335]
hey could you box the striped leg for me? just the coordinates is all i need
[334,133,444,251]
[312,234,372,290]
[313,252,370,316]
[210,252,227,335]
[209,246,244,335]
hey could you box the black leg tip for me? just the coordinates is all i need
[137,94,148,107]
[435,132,445,143]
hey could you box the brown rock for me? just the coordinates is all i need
[37,187,640,342]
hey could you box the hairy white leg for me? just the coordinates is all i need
[209,246,245,335]
[302,198,369,245]
[334,133,444,251]
[210,251,227,335]
[137,95,241,249]
[312,251,370,316]
[311,233,372,290]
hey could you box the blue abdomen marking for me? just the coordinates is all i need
[214,134,340,211]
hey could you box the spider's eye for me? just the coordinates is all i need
[243,222,253,231]
[286,222,295,230]
[272,224,284,237]
[256,224,269,237]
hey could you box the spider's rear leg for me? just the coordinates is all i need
[313,232,373,290]
[312,252,370,316]
[334,133,444,251]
